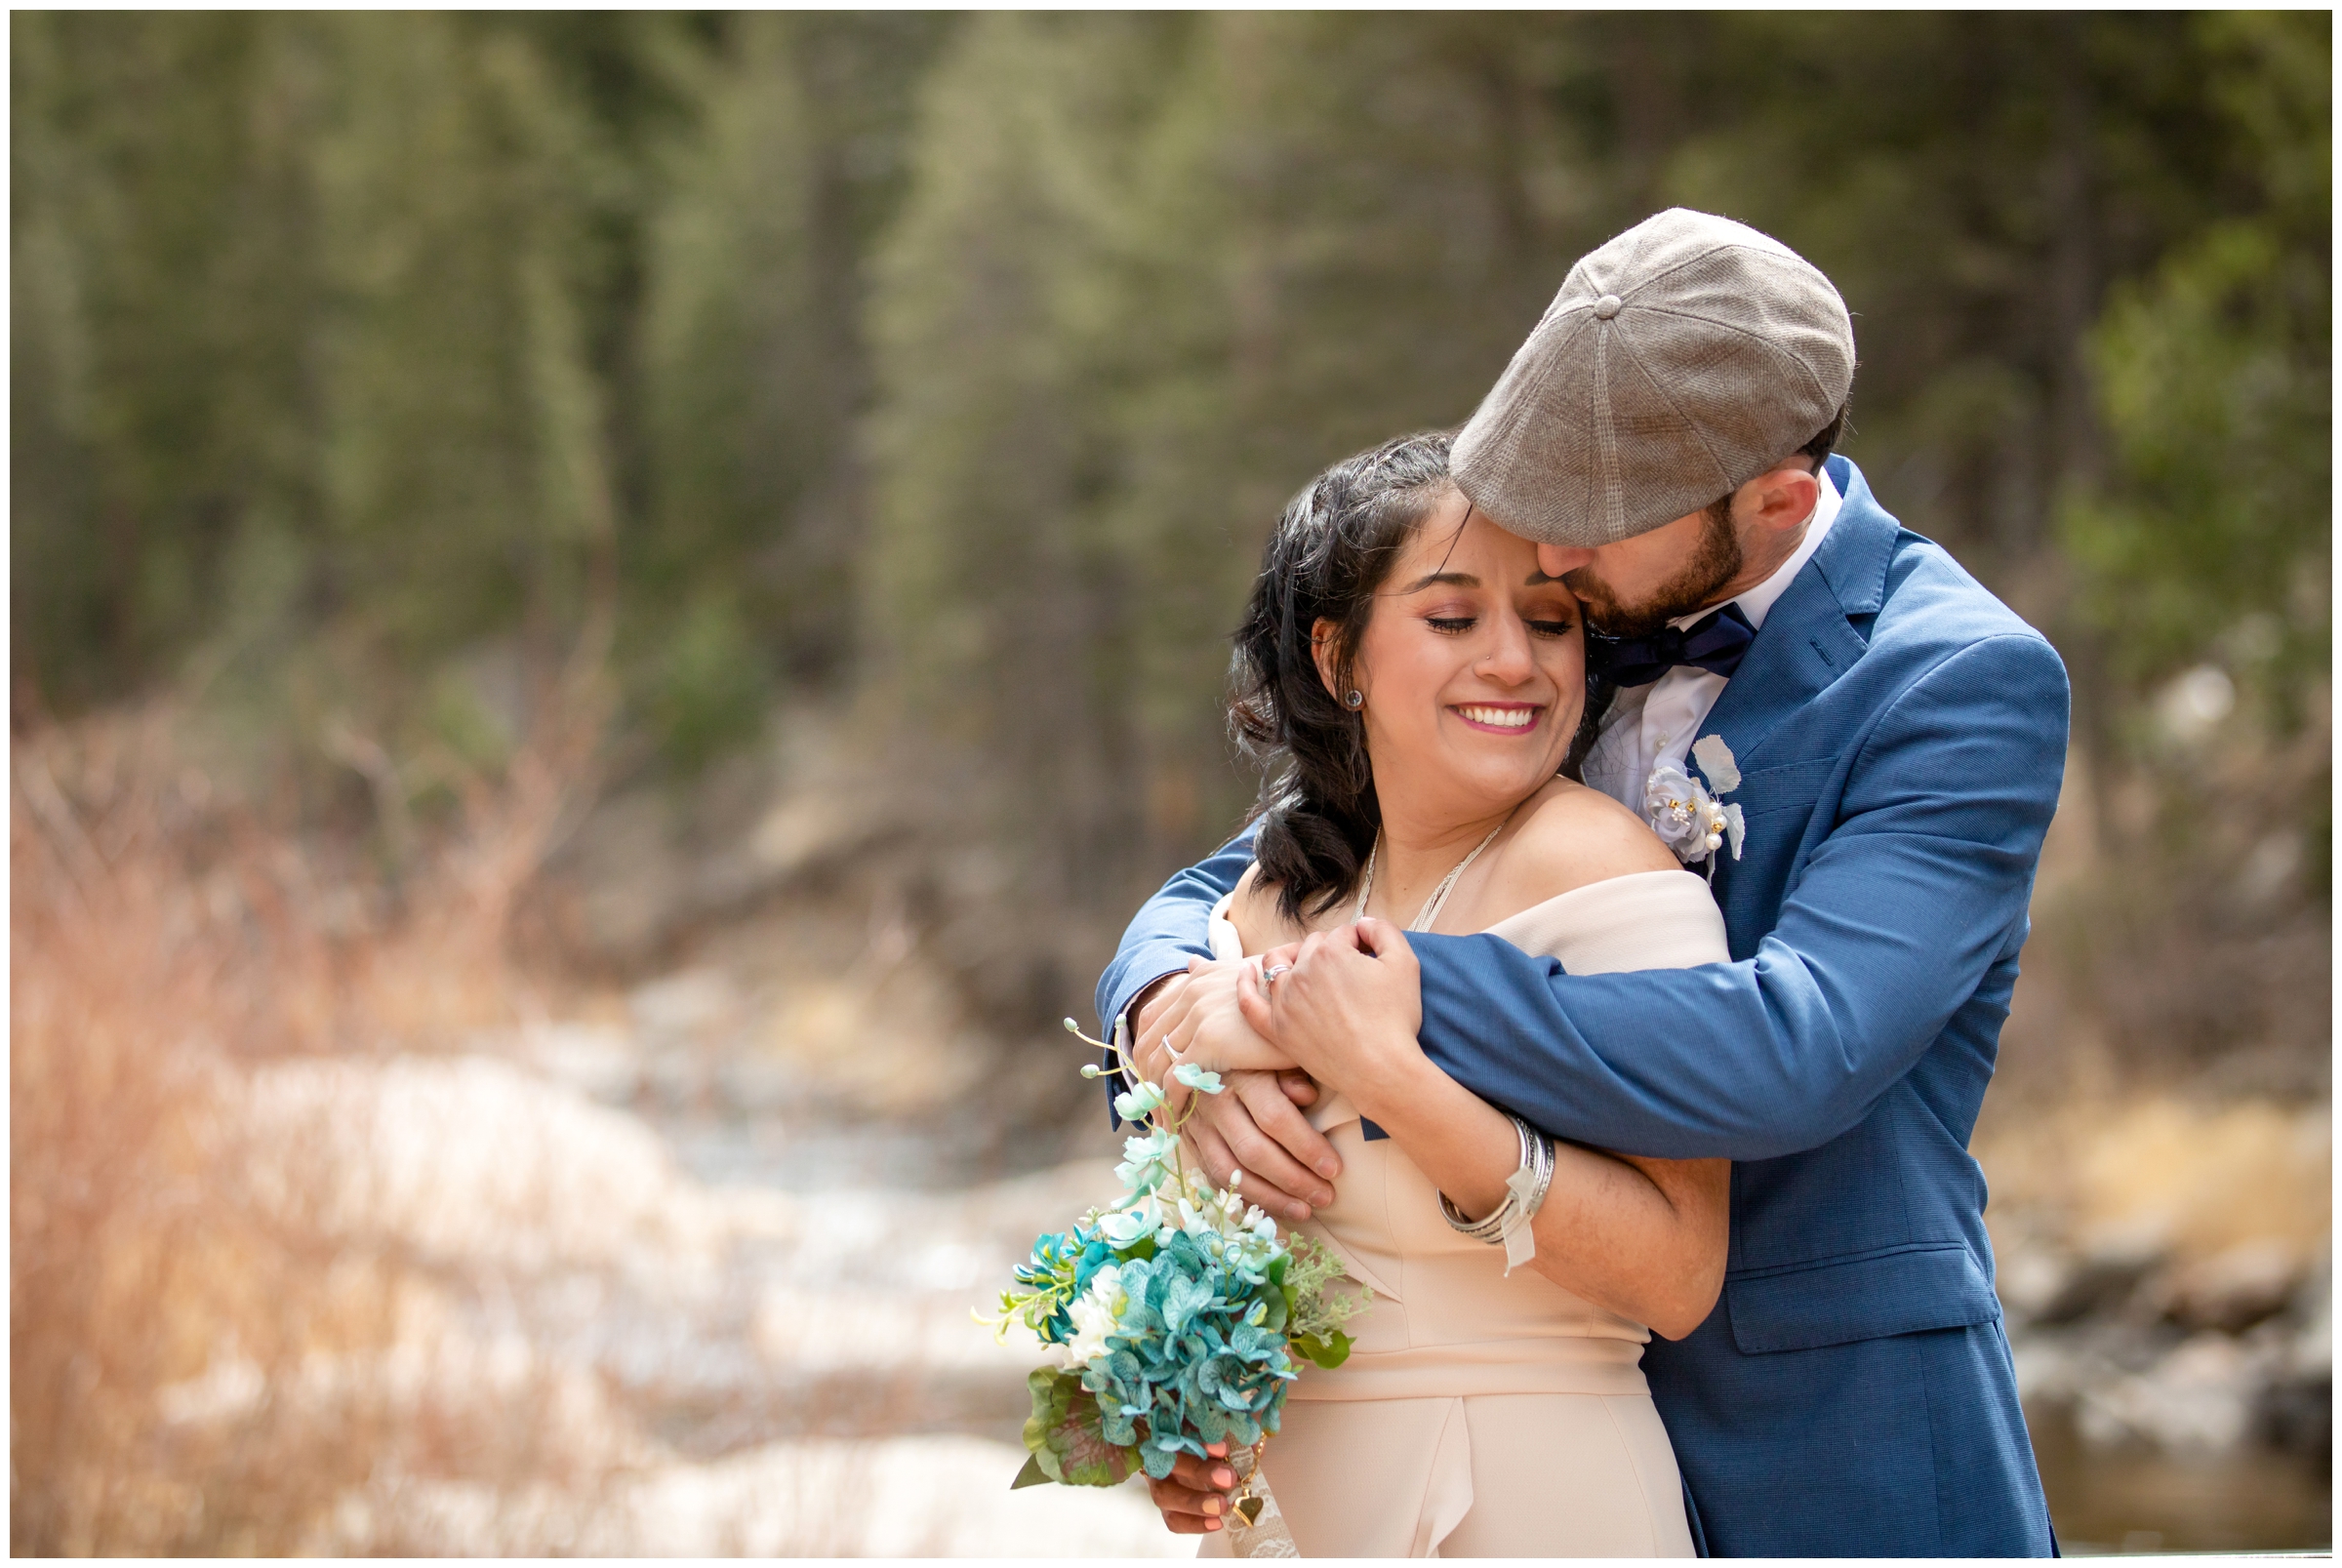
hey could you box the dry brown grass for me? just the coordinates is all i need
[10,687,608,1554]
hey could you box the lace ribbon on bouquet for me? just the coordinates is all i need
[1222,1442,1298,1558]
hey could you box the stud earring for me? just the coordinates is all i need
[1344,690,1364,710]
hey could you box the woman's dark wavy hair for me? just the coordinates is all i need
[1228,431,1464,923]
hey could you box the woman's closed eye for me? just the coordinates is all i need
[1426,614,1575,637]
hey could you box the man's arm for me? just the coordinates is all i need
[1410,633,2068,1161]
[1094,822,1259,1036]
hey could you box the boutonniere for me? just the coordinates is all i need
[1644,735,1747,876]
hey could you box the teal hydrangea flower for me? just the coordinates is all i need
[1075,1231,1296,1477]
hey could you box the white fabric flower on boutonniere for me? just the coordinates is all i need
[1643,735,1747,874]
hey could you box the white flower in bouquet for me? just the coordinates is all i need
[1063,1265,1125,1367]
[1113,1079,1166,1121]
[1172,1062,1223,1094]
[1097,1190,1166,1249]
[1114,1128,1181,1195]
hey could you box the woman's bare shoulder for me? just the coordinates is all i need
[1489,778,1679,905]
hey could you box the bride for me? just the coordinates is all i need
[1124,430,1728,1557]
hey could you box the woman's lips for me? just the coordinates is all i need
[1451,703,1542,734]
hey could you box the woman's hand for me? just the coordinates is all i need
[1132,959,1336,1220]
[1150,955,1301,1079]
[1238,917,1428,1117]
[1148,1440,1234,1536]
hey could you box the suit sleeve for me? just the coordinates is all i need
[1094,821,1261,1036]
[1411,633,2069,1161]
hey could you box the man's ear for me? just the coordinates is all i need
[1310,618,1345,702]
[1748,465,1820,536]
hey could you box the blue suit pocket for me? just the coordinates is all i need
[1724,1243,2000,1354]
[1731,755,1840,820]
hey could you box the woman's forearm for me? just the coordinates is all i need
[1353,1053,1728,1339]
[1523,1145,1728,1340]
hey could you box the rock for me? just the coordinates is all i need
[526,1021,644,1102]
[2156,1240,2305,1334]
[539,704,904,969]
[2031,1234,2164,1327]
[629,967,741,1044]
[2255,1372,2331,1464]
[2073,1332,2269,1452]
[1994,1239,2073,1325]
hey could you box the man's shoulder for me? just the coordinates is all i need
[1866,532,2067,710]
[1828,460,2063,682]
[1878,532,2044,644]
[1798,454,2058,699]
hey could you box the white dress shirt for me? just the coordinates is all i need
[1580,469,1842,809]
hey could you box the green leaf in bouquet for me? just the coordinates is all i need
[1022,1367,1140,1487]
[1010,1453,1053,1489]
[1291,1328,1354,1370]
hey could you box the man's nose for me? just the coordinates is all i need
[1538,543,1594,579]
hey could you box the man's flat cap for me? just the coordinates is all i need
[1453,208,1855,546]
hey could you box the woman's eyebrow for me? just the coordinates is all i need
[1399,570,1479,592]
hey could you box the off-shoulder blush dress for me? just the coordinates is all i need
[1199,869,1729,1558]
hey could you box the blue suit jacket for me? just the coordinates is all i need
[1096,458,2063,1556]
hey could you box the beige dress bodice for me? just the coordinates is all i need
[1210,868,1728,1402]
[1199,867,1729,1558]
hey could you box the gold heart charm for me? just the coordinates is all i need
[1235,1495,1265,1527]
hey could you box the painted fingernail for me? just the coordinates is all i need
[1203,1498,1222,1516]
[1206,1518,1223,1532]
[1212,1468,1234,1489]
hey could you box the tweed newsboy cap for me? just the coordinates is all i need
[1453,208,1855,546]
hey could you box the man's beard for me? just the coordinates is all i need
[1565,501,1742,639]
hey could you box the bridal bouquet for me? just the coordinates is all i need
[980,1020,1366,1551]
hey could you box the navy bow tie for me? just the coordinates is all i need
[1589,602,1756,688]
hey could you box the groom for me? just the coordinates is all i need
[1097,210,2064,1555]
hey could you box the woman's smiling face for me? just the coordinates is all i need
[1317,487,1587,824]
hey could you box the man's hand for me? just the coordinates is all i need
[1184,1069,1338,1222]
[1238,918,1428,1117]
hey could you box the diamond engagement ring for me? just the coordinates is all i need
[1261,963,1292,985]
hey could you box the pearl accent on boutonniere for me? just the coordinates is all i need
[1644,736,1747,870]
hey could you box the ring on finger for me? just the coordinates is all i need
[1262,963,1292,985]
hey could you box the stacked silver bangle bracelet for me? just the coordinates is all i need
[1438,1113,1555,1266]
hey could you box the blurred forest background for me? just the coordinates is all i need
[12,11,2330,1555]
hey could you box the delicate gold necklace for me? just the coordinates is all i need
[1353,818,1508,934]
